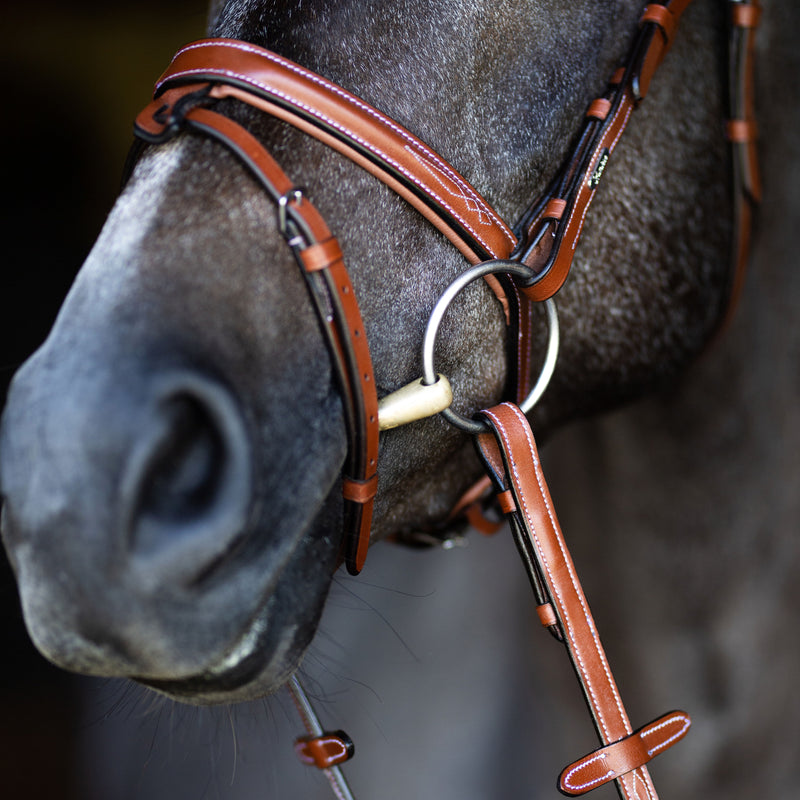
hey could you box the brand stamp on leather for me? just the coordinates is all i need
[588,148,610,189]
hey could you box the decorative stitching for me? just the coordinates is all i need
[562,752,615,791]
[162,41,515,253]
[642,713,691,756]
[405,147,496,226]
[483,404,632,743]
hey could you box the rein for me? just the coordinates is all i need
[129,1,760,797]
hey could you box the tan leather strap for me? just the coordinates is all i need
[475,402,689,799]
[513,0,694,302]
[135,95,379,574]
[154,39,517,266]
[559,711,691,796]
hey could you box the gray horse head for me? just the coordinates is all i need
[0,0,731,704]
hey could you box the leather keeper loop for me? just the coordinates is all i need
[536,602,558,628]
[586,98,612,121]
[496,489,516,514]
[295,731,355,769]
[299,237,344,272]
[732,2,761,28]
[726,118,758,142]
[342,473,379,504]
[558,711,691,796]
[640,4,676,44]
[543,198,567,220]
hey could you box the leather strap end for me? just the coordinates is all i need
[536,602,558,628]
[295,731,355,769]
[496,489,517,514]
[543,198,568,220]
[586,98,612,121]
[558,711,691,796]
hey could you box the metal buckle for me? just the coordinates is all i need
[277,188,307,244]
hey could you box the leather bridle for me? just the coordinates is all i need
[129,1,760,797]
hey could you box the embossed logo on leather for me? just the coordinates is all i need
[588,148,610,189]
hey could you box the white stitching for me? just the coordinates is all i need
[405,147,496,226]
[632,768,657,800]
[483,403,632,742]
[568,100,634,250]
[162,41,515,253]
[642,713,691,756]
[562,752,614,791]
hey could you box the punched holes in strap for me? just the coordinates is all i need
[558,711,691,796]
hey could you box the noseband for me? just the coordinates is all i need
[129,1,760,797]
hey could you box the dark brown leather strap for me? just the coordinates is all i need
[722,0,761,331]
[475,402,689,799]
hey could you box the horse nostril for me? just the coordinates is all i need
[125,376,252,586]
[139,395,225,527]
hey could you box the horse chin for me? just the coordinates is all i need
[130,495,345,706]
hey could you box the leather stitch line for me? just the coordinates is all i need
[628,768,656,800]
[484,403,631,742]
[642,713,690,756]
[405,147,495,226]
[563,752,614,791]
[166,41,515,250]
[569,100,634,251]
[166,65,502,254]
[504,403,632,733]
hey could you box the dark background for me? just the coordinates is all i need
[1,3,206,795]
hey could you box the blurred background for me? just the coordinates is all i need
[0,3,205,796]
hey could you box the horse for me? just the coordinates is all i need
[2,0,796,797]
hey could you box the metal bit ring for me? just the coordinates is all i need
[422,259,559,435]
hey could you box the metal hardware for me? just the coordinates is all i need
[377,374,453,430]
[277,188,306,239]
[422,260,560,435]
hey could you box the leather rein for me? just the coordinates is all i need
[130,1,760,797]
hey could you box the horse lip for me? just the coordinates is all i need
[134,611,298,702]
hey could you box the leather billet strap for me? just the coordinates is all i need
[723,0,761,330]
[475,403,690,799]
[512,0,694,302]
[135,90,379,575]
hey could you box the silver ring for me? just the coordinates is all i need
[421,260,559,434]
